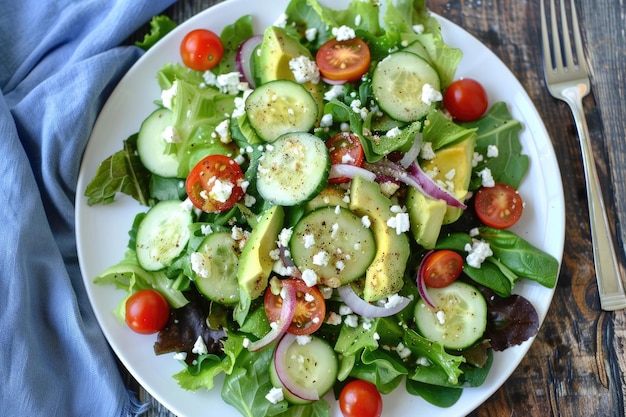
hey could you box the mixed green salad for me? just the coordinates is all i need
[85,0,559,416]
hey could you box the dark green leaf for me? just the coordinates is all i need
[405,379,462,407]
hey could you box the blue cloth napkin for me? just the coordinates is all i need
[0,0,176,415]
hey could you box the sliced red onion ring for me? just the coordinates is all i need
[365,159,466,209]
[274,333,320,401]
[329,164,376,182]
[398,133,423,168]
[337,285,410,318]
[235,35,263,88]
[322,76,347,85]
[247,281,296,351]
[416,250,437,309]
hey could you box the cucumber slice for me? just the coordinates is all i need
[414,281,487,350]
[269,335,338,404]
[256,132,329,206]
[372,51,441,122]
[245,79,319,142]
[135,200,193,271]
[290,206,376,288]
[191,231,240,305]
[136,108,180,178]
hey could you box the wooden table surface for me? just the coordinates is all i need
[122,0,626,416]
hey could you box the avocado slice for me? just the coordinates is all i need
[237,205,284,299]
[257,26,323,119]
[406,188,447,249]
[304,184,350,213]
[349,176,410,302]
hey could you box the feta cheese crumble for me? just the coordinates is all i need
[421,83,443,105]
[332,25,356,41]
[465,239,493,268]
[289,55,320,84]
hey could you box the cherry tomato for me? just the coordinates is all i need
[422,249,464,288]
[474,183,524,229]
[339,380,383,417]
[326,131,365,183]
[264,278,326,335]
[443,78,488,122]
[316,37,371,82]
[186,154,245,213]
[125,289,170,335]
[180,29,224,71]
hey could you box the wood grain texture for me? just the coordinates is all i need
[122,1,626,416]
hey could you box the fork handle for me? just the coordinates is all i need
[562,85,626,311]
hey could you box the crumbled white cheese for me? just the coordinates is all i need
[305,27,318,42]
[396,342,412,360]
[387,212,410,234]
[386,126,402,138]
[472,152,485,167]
[320,113,333,127]
[303,233,316,249]
[435,310,447,325]
[420,141,436,160]
[384,293,405,309]
[339,304,353,316]
[296,335,312,345]
[162,125,181,143]
[487,144,499,158]
[477,167,495,187]
[301,269,319,287]
[332,25,356,41]
[161,80,178,110]
[214,119,231,144]
[289,55,320,84]
[208,179,234,203]
[190,252,209,279]
[200,224,213,235]
[320,286,333,299]
[312,251,330,266]
[265,387,284,404]
[331,223,339,239]
[278,228,293,247]
[324,84,345,101]
[192,336,208,355]
[421,83,443,105]
[326,311,342,325]
[274,13,288,28]
[465,239,493,268]
[173,352,187,361]
[413,24,425,34]
[179,198,195,212]
[361,215,371,228]
[344,314,359,328]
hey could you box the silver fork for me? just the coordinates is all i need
[541,0,626,311]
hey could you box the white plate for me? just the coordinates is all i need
[76,1,565,416]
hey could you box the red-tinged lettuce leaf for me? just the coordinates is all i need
[481,287,539,351]
[154,291,227,365]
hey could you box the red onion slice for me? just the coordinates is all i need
[416,250,437,308]
[398,133,423,168]
[322,76,347,85]
[247,281,296,352]
[235,35,263,88]
[329,164,376,182]
[337,285,410,318]
[274,333,320,401]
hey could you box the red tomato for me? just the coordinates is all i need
[316,37,371,82]
[186,154,244,213]
[474,183,524,229]
[422,250,464,288]
[326,132,365,183]
[180,29,224,71]
[339,380,383,417]
[264,278,326,336]
[443,78,488,122]
[125,289,170,335]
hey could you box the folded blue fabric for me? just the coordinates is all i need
[0,0,175,415]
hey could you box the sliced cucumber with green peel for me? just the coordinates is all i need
[245,79,318,142]
[270,335,338,404]
[136,108,180,178]
[135,200,193,271]
[256,132,329,206]
[290,206,376,288]
[372,51,441,122]
[414,281,487,350]
[191,231,240,305]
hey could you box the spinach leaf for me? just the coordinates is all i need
[464,102,529,190]
[275,400,330,417]
[351,349,407,394]
[405,379,462,408]
[423,110,476,150]
[478,227,559,288]
[84,134,151,206]
[403,328,465,385]
[216,15,255,75]
[222,347,288,417]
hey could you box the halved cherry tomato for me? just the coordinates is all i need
[180,29,224,71]
[326,131,365,183]
[316,37,371,82]
[422,249,464,288]
[186,154,244,213]
[125,289,170,335]
[474,183,524,229]
[264,278,326,335]
[339,379,383,417]
[443,78,488,122]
